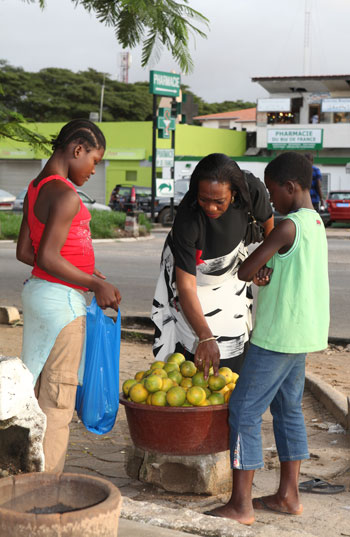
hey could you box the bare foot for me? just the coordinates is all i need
[204,505,255,526]
[253,494,303,516]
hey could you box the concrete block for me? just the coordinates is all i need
[126,447,232,495]
[0,306,20,325]
[124,215,139,237]
[0,356,46,473]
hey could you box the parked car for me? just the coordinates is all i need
[109,185,152,214]
[13,188,111,212]
[155,178,190,225]
[325,191,350,225]
[77,190,111,212]
[0,189,15,211]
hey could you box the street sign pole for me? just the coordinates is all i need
[170,99,176,221]
[151,93,157,222]
[150,70,181,223]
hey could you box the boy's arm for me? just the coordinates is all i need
[238,219,296,282]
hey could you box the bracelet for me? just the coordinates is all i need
[198,336,216,344]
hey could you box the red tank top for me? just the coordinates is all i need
[28,175,95,291]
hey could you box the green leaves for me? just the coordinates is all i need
[0,102,51,154]
[23,0,209,74]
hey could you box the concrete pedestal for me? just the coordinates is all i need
[125,446,232,495]
[124,215,139,237]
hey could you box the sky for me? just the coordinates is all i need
[1,0,350,103]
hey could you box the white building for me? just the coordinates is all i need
[250,75,350,192]
[194,108,256,132]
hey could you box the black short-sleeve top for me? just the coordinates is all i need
[172,172,272,276]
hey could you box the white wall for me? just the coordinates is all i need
[237,161,350,192]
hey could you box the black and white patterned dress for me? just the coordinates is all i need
[151,173,272,373]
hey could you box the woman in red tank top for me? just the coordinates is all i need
[16,119,121,473]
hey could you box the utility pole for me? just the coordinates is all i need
[303,0,311,76]
[99,74,106,122]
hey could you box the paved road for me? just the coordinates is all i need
[0,231,349,339]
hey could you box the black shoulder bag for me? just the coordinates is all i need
[243,172,265,246]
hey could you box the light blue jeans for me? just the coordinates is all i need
[229,343,309,470]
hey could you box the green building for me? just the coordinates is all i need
[0,122,246,204]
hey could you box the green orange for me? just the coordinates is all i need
[166,386,187,407]
[180,377,193,390]
[218,366,234,385]
[152,368,168,378]
[186,386,206,406]
[161,378,174,392]
[180,360,197,377]
[150,360,165,370]
[144,374,163,393]
[129,382,148,403]
[167,352,186,366]
[208,392,225,405]
[122,379,137,396]
[134,370,146,381]
[192,371,208,388]
[163,362,180,374]
[208,374,226,392]
[167,370,182,385]
[151,391,167,406]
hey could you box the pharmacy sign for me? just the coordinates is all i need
[149,70,181,97]
[267,128,323,150]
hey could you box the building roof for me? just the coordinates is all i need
[194,107,256,122]
[252,75,350,94]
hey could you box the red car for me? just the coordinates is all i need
[326,191,350,226]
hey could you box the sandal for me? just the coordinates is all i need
[299,478,345,494]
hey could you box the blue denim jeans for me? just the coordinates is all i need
[228,343,309,470]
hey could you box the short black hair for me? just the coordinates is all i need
[265,152,312,190]
[51,119,106,152]
[187,153,250,207]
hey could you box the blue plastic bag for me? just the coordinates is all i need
[75,297,121,435]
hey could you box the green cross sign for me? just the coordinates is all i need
[157,108,176,139]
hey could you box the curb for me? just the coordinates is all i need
[305,372,349,430]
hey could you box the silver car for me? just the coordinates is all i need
[13,189,111,212]
[0,189,16,210]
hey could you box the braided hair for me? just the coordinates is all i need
[51,119,106,152]
[187,153,250,208]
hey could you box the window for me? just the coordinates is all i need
[125,170,137,182]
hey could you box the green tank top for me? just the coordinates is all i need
[251,208,329,353]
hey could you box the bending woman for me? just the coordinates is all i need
[152,153,273,376]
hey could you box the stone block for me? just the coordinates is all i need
[0,356,46,473]
[124,215,139,237]
[0,306,20,325]
[126,446,232,495]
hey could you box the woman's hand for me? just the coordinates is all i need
[194,339,220,379]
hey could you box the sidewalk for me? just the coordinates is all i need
[1,321,350,536]
[64,337,350,537]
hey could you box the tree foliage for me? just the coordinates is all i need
[0,61,255,125]
[24,0,209,74]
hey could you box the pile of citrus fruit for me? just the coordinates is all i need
[122,352,239,407]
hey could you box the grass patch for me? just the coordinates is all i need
[0,210,152,240]
[0,212,22,239]
[90,210,126,238]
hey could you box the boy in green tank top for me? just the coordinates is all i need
[204,152,329,525]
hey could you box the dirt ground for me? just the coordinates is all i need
[2,324,350,537]
[2,324,350,397]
